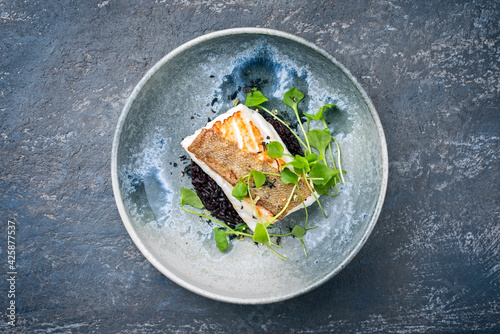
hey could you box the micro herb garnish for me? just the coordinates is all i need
[245,88,308,150]
[180,187,253,252]
[266,141,284,159]
[307,129,332,164]
[251,170,266,188]
[304,104,346,185]
[310,163,339,185]
[304,104,335,132]
[253,223,270,244]
[283,87,311,153]
[232,181,248,200]
[181,87,346,260]
[280,168,298,185]
[214,227,229,252]
[284,155,310,175]
[180,187,205,209]
[244,88,268,107]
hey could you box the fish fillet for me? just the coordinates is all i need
[181,104,316,231]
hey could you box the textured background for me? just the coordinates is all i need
[1,0,499,333]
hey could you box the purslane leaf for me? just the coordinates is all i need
[245,88,268,107]
[266,141,284,159]
[252,170,266,188]
[214,227,229,252]
[309,162,339,186]
[305,153,318,163]
[283,87,305,109]
[280,168,299,185]
[304,104,336,131]
[285,155,310,175]
[253,223,270,244]
[307,129,332,158]
[180,187,205,209]
[232,181,248,200]
[303,104,336,121]
[291,225,306,238]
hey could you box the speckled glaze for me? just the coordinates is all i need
[111,28,388,304]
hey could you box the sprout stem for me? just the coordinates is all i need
[265,184,297,226]
[182,207,252,237]
[258,105,308,150]
[332,137,345,184]
[264,243,287,261]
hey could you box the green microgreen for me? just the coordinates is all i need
[251,170,266,189]
[304,104,336,131]
[181,87,346,260]
[253,223,270,244]
[303,103,344,187]
[307,129,332,164]
[308,162,339,187]
[291,225,307,256]
[305,153,318,163]
[232,180,248,200]
[266,141,284,159]
[180,187,205,209]
[283,87,310,153]
[214,227,229,252]
[280,168,299,185]
[284,155,310,175]
[244,88,268,107]
[234,223,249,232]
[283,87,305,109]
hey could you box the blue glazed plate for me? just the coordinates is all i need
[111,28,388,304]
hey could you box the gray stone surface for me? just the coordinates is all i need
[1,0,498,333]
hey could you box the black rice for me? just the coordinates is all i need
[190,114,304,224]
[190,162,243,227]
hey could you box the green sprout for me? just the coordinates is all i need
[181,87,346,260]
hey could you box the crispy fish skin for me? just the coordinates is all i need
[188,128,312,218]
[210,110,281,166]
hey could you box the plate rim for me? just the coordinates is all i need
[111,27,389,304]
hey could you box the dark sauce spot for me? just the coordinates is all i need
[228,91,238,100]
[264,177,277,189]
[242,86,252,94]
[183,163,192,178]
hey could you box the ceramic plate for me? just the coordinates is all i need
[111,28,388,304]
